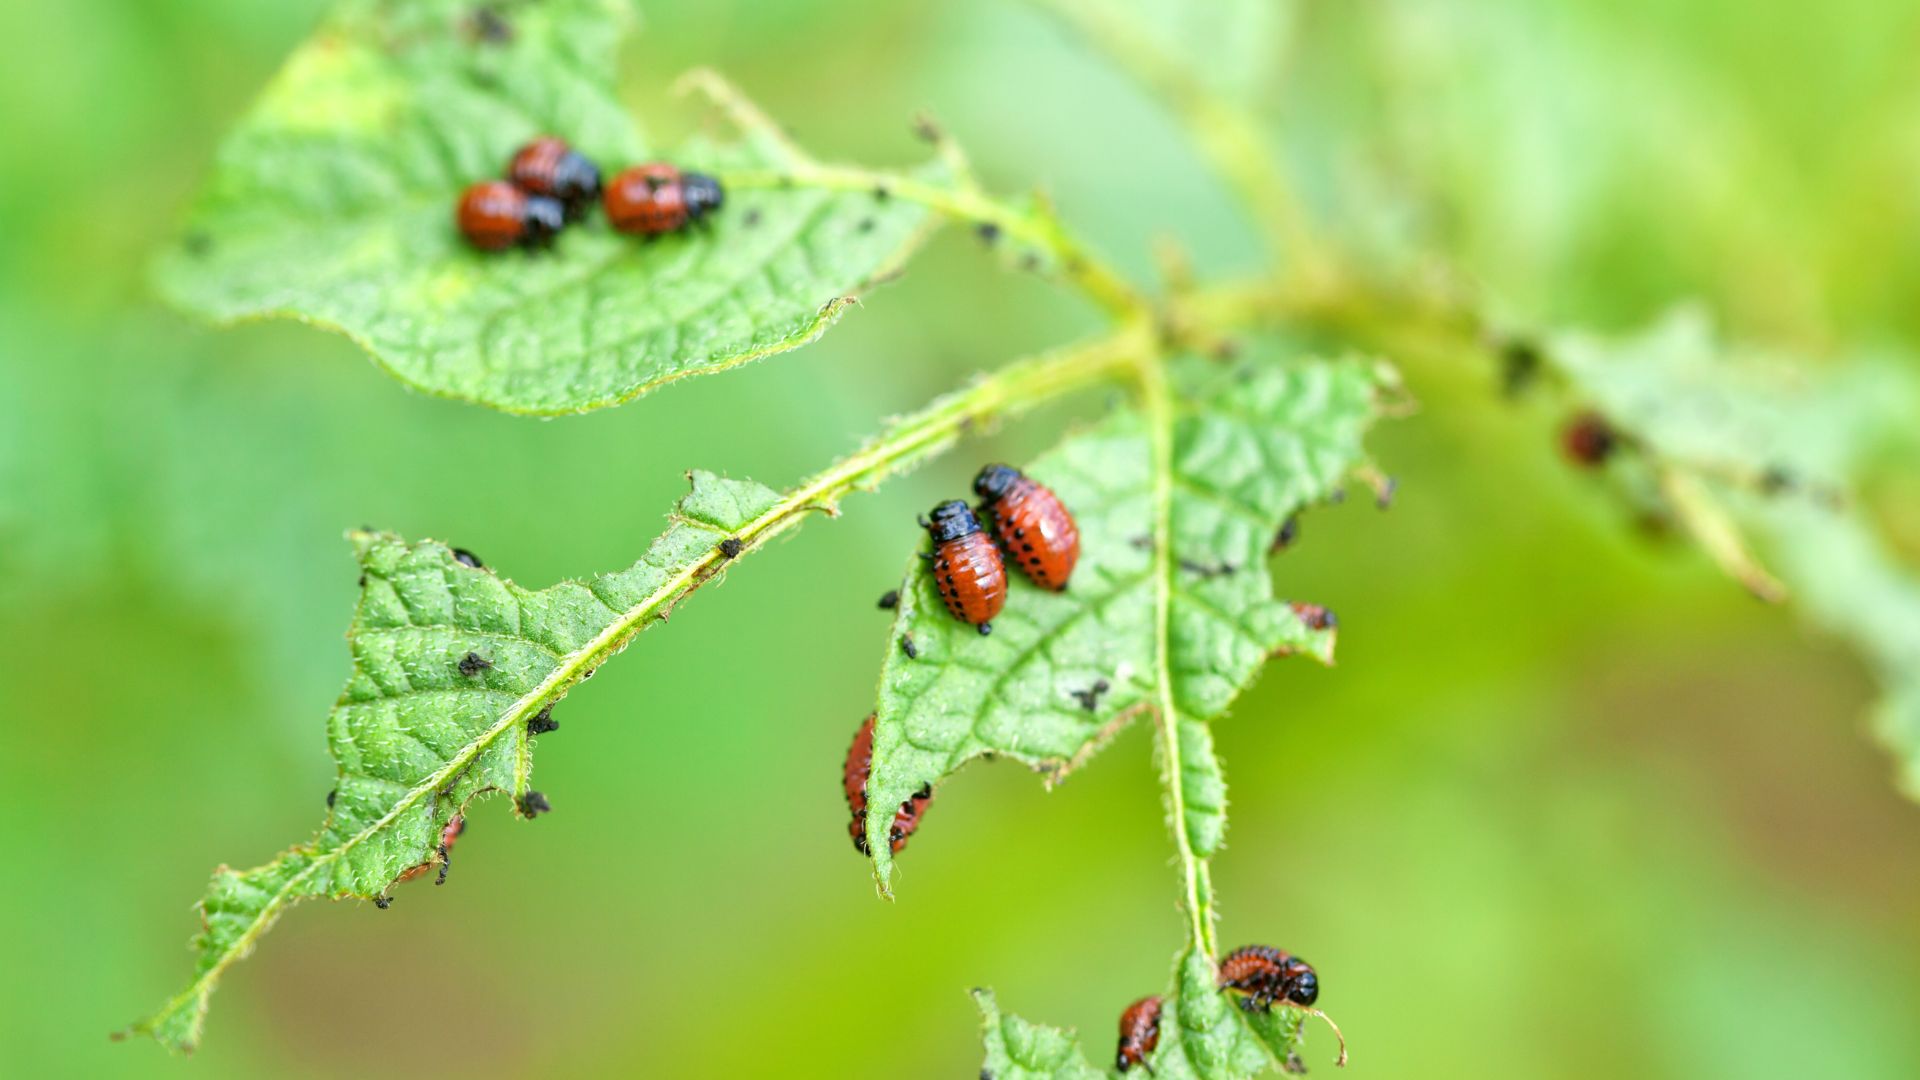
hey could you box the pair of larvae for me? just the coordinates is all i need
[1117,946,1344,1073]
[456,135,724,251]
[923,464,1081,635]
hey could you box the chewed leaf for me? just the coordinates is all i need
[125,470,779,1052]
[864,353,1393,886]
[974,988,1105,1080]
[977,950,1322,1080]
[153,0,942,415]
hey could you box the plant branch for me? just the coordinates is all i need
[720,164,1147,320]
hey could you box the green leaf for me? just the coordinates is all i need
[1545,309,1920,794]
[863,352,1394,887]
[975,950,1323,1080]
[152,0,942,415]
[974,988,1105,1080]
[124,470,780,1052]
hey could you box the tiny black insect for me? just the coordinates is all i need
[1500,337,1543,398]
[901,634,919,660]
[976,222,1002,245]
[452,548,484,569]
[374,896,392,909]
[527,706,558,736]
[877,589,900,610]
[357,573,367,587]
[326,788,337,808]
[518,791,552,817]
[458,652,492,677]
[1070,679,1111,712]
[718,537,744,559]
[1272,516,1300,552]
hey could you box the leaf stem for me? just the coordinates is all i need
[1134,349,1217,956]
[721,164,1147,320]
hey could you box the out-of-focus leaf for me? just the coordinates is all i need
[153,0,940,414]
[1548,309,1920,793]
[125,471,779,1052]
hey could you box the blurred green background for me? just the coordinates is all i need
[4,0,1919,1076]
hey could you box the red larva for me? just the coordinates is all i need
[1561,409,1618,466]
[506,136,601,220]
[603,162,726,236]
[395,815,466,886]
[1217,945,1348,1066]
[973,464,1080,591]
[1218,944,1318,1011]
[1289,602,1337,631]
[843,714,933,856]
[1115,995,1163,1073]
[456,180,564,250]
[924,501,1007,634]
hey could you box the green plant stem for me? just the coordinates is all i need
[1133,349,1218,957]
[721,165,1147,319]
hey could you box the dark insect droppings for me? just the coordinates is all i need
[873,184,891,202]
[458,652,492,677]
[518,791,552,817]
[901,634,919,660]
[1070,679,1111,712]
[718,537,744,559]
[527,706,558,736]
[326,788,337,808]
[976,221,1002,245]
[451,548,484,569]
[877,589,899,610]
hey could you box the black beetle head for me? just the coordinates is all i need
[683,172,725,219]
[926,500,982,543]
[553,150,603,218]
[1284,963,1318,1006]
[521,195,567,246]
[972,463,1022,501]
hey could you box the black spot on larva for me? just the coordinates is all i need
[1069,679,1111,711]
[743,207,763,228]
[451,548,484,569]
[518,791,552,817]
[878,589,900,610]
[718,537,744,559]
[976,222,1002,245]
[458,651,492,677]
[901,634,919,660]
[527,706,558,736]
[183,231,212,257]
[326,788,337,808]
[374,896,392,909]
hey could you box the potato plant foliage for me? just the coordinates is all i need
[129,0,1919,1071]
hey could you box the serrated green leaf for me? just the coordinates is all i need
[126,470,780,1052]
[864,353,1392,887]
[152,0,941,415]
[974,988,1106,1080]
